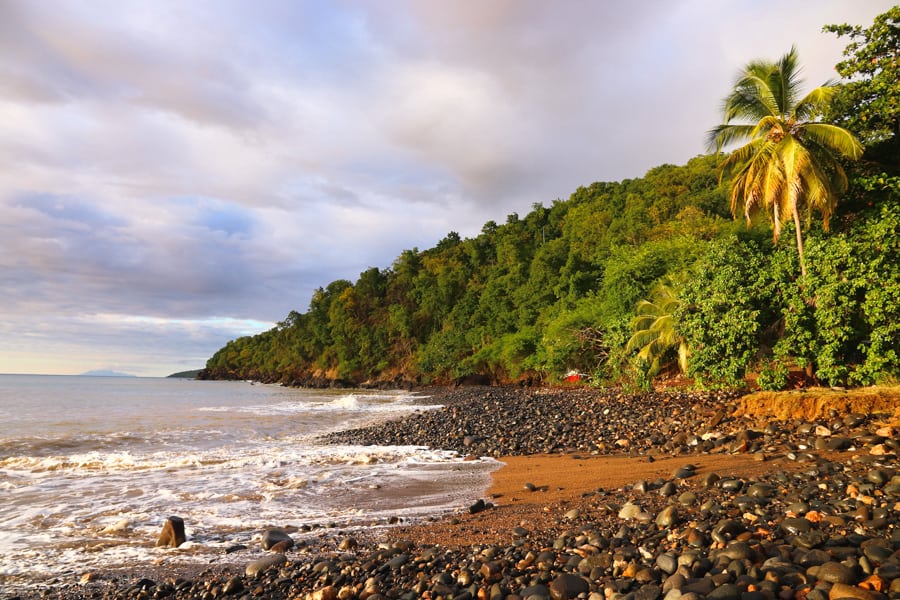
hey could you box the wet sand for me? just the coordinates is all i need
[389,450,847,548]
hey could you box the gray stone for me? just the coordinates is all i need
[246,553,287,578]
[657,553,678,575]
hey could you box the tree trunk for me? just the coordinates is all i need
[792,208,806,279]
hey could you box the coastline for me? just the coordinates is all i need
[8,385,899,600]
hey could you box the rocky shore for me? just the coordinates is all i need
[8,386,899,600]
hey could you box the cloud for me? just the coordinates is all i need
[0,0,893,375]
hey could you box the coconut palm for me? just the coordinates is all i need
[707,46,864,278]
[626,284,688,378]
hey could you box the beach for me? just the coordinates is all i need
[6,384,899,600]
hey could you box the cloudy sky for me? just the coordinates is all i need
[0,1,891,377]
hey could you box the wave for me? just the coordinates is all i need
[196,391,440,417]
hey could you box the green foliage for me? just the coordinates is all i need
[757,359,790,391]
[678,235,773,389]
[824,7,900,146]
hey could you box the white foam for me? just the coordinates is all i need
[0,383,490,590]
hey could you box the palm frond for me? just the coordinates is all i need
[706,124,757,153]
[793,85,835,121]
[773,46,803,116]
[801,123,864,159]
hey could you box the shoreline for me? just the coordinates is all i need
[6,385,899,600]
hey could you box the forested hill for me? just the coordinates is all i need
[201,153,899,390]
[202,8,900,391]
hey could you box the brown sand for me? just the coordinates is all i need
[388,451,843,548]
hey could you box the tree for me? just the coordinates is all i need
[626,284,688,379]
[824,7,900,146]
[708,46,864,278]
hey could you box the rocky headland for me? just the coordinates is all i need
[9,386,899,600]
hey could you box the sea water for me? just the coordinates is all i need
[0,375,497,587]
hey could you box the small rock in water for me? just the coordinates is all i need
[155,516,186,548]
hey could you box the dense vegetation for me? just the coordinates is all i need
[202,8,899,391]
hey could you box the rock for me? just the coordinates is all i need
[677,491,697,506]
[222,576,244,595]
[262,528,295,551]
[619,502,642,520]
[470,499,487,514]
[718,541,754,561]
[655,505,679,528]
[815,425,832,437]
[828,583,880,600]
[155,516,186,548]
[549,573,589,600]
[310,585,338,600]
[635,584,662,600]
[657,553,678,575]
[269,539,294,553]
[673,465,696,479]
[707,584,741,600]
[246,553,287,578]
[816,561,857,584]
[522,584,551,599]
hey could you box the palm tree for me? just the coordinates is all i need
[626,284,688,378]
[707,46,864,278]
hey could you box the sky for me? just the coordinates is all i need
[0,1,893,377]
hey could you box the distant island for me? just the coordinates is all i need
[79,370,137,377]
[167,369,203,379]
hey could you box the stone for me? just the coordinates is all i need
[673,466,696,479]
[707,584,741,600]
[156,516,186,548]
[635,584,662,600]
[522,584,551,599]
[262,528,295,551]
[549,573,590,600]
[246,553,287,578]
[678,491,697,506]
[816,561,856,584]
[656,505,680,528]
[657,553,678,575]
[828,583,878,600]
[619,502,642,520]
[310,586,338,600]
[222,576,244,595]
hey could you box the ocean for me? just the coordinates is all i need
[0,375,498,588]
